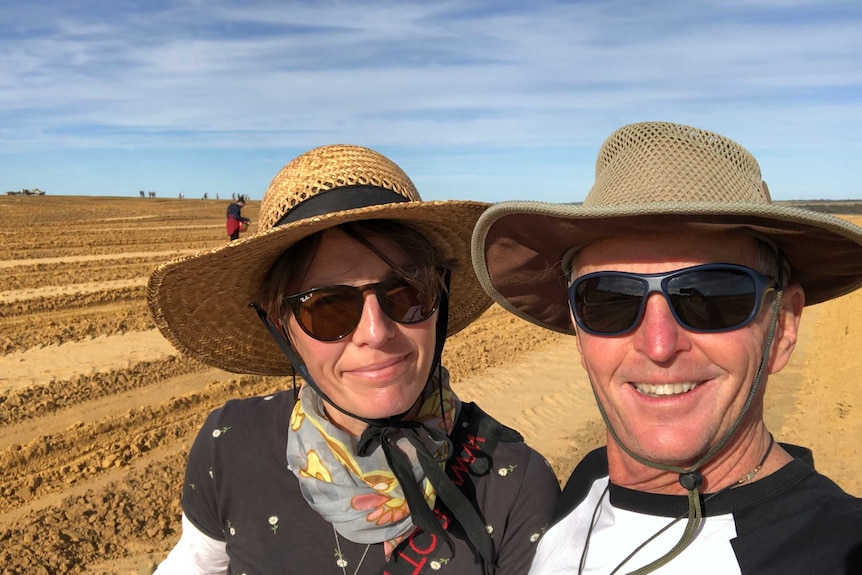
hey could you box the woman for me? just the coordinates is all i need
[149,145,559,574]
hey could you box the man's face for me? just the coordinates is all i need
[571,231,803,467]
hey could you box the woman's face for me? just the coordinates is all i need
[285,228,438,435]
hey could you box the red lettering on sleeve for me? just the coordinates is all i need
[448,434,487,486]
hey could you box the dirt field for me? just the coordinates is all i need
[1,195,860,574]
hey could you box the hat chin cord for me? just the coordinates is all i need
[250,274,496,568]
[585,289,783,575]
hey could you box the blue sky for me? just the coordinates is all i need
[1,0,860,202]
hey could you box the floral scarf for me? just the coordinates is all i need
[286,368,460,556]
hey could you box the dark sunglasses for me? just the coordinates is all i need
[283,275,441,341]
[568,263,779,336]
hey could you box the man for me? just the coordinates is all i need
[226,195,251,241]
[471,121,862,574]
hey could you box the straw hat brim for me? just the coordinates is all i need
[149,200,492,375]
[472,200,862,334]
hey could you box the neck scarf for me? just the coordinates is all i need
[286,368,460,556]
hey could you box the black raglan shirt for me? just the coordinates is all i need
[529,446,862,574]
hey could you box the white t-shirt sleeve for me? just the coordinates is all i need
[153,513,229,575]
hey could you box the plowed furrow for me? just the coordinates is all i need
[0,375,279,517]
[0,377,282,575]
[0,286,145,318]
[0,356,205,426]
[0,306,153,355]
[0,261,155,291]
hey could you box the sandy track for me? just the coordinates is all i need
[0,279,148,303]
[0,251,199,270]
[0,196,860,575]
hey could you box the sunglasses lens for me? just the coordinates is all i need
[667,268,758,331]
[377,278,438,324]
[574,276,645,334]
[294,286,363,341]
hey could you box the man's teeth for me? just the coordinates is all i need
[634,382,699,396]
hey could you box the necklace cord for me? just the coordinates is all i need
[578,483,609,573]
[333,524,371,575]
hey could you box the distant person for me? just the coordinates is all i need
[149,144,558,573]
[472,121,862,574]
[226,196,250,241]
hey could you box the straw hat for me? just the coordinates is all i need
[471,121,862,334]
[149,145,491,375]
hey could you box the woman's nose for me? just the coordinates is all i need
[351,291,396,345]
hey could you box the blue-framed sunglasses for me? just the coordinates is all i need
[568,263,780,336]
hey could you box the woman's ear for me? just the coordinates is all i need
[273,315,295,346]
[768,283,805,374]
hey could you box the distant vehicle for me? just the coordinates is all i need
[6,188,46,196]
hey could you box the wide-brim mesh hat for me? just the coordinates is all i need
[472,121,862,334]
[149,144,491,375]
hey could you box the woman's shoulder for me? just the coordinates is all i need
[199,390,296,436]
[451,401,557,482]
[450,403,560,571]
[456,401,522,442]
[187,390,297,479]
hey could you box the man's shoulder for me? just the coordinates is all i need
[552,446,608,522]
[767,443,860,511]
[730,454,862,573]
[758,453,862,516]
